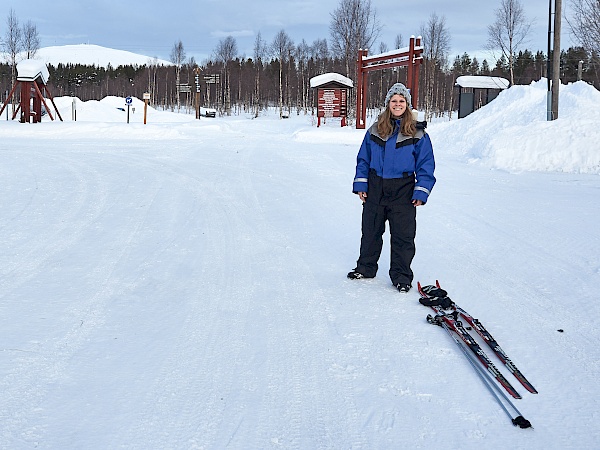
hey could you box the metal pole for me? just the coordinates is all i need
[551,0,562,120]
[546,0,552,120]
[547,0,553,121]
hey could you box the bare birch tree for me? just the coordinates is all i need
[308,38,330,112]
[311,38,329,74]
[295,39,310,114]
[394,34,404,49]
[170,40,186,110]
[253,32,267,117]
[22,20,40,59]
[420,13,451,120]
[2,9,22,87]
[392,34,405,82]
[377,41,389,104]
[329,0,382,80]
[146,57,159,104]
[271,29,294,118]
[487,0,532,85]
[566,0,600,66]
[214,36,238,115]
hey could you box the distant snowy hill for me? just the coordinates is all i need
[9,44,172,68]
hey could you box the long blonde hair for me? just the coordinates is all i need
[377,98,416,139]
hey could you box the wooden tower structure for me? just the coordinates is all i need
[0,59,63,123]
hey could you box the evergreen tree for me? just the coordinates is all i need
[481,59,491,75]
[460,53,472,73]
[470,57,480,75]
[561,46,587,82]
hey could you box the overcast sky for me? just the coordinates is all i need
[4,0,574,64]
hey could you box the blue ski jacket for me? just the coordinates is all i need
[353,119,436,204]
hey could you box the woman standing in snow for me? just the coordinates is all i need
[348,83,436,293]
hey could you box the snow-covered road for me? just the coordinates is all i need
[1,104,599,449]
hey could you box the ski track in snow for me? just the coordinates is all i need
[0,114,599,449]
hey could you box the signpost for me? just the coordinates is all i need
[194,68,201,119]
[125,96,132,123]
[143,92,150,124]
[202,73,220,107]
[317,88,348,127]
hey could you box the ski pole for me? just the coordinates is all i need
[434,317,532,428]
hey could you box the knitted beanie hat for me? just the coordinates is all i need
[384,83,412,107]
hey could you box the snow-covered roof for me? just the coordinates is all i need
[310,73,353,89]
[456,76,509,89]
[17,59,50,83]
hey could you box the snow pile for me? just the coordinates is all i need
[428,79,600,174]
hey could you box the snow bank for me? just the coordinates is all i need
[428,79,600,174]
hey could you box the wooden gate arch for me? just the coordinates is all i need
[355,36,423,129]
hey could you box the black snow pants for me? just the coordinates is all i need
[355,170,417,285]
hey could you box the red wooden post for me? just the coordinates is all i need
[356,49,366,129]
[410,37,423,110]
[407,37,415,108]
[33,81,54,121]
[0,82,20,117]
[361,64,368,127]
[21,81,31,123]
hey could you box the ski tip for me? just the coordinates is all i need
[510,390,523,400]
[512,415,532,429]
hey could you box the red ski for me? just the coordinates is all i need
[418,281,537,394]
[418,282,523,399]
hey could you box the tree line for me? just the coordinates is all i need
[2,0,599,121]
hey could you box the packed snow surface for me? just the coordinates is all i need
[1,80,599,449]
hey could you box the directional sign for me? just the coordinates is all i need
[203,74,220,84]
